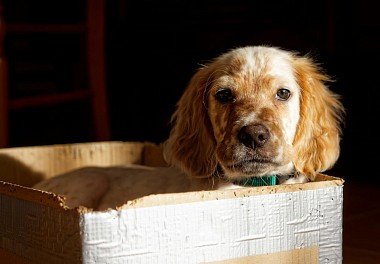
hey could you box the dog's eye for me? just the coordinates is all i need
[276,88,291,101]
[215,88,235,104]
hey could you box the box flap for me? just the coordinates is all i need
[119,174,343,209]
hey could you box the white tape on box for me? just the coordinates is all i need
[81,186,343,263]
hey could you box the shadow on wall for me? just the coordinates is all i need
[0,154,45,187]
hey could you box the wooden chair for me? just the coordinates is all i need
[0,0,110,147]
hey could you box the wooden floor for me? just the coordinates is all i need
[343,181,380,263]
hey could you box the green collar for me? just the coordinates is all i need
[234,175,278,187]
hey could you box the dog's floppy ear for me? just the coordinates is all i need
[163,65,217,178]
[292,56,344,180]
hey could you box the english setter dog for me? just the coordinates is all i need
[34,46,344,210]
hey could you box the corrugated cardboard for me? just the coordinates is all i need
[0,141,343,263]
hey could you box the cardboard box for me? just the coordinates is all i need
[0,141,343,263]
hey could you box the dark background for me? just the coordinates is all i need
[2,0,380,183]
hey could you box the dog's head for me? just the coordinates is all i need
[164,46,344,182]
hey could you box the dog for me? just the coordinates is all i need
[33,46,344,210]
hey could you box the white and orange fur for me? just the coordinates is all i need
[33,46,344,210]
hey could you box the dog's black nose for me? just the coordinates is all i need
[238,124,270,149]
